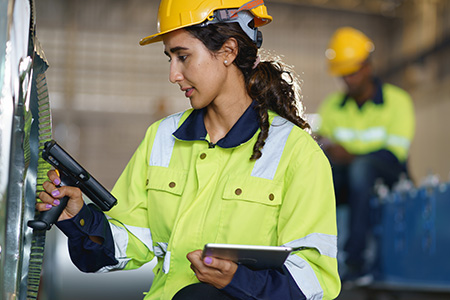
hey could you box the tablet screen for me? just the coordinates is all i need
[202,243,293,270]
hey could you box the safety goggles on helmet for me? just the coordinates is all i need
[195,10,263,48]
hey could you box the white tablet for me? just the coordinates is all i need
[202,243,293,270]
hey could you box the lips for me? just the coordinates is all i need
[184,88,194,98]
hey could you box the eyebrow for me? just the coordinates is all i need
[164,46,189,57]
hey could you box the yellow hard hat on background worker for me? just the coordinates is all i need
[140,0,273,47]
[325,26,375,76]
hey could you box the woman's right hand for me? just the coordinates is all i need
[37,170,85,221]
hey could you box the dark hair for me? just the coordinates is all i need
[186,22,310,160]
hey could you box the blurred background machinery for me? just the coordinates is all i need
[1,0,450,299]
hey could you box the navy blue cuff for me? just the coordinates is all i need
[56,203,118,272]
[222,265,305,300]
[56,203,97,238]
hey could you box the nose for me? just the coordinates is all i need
[169,62,183,84]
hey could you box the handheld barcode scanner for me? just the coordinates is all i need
[28,140,117,231]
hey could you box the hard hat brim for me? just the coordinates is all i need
[328,63,363,77]
[139,27,179,46]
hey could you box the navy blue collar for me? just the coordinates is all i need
[340,78,384,108]
[173,101,260,148]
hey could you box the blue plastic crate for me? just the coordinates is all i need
[371,183,450,290]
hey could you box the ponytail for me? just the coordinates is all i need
[186,23,310,160]
[248,56,310,159]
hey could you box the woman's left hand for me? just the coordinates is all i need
[187,250,238,289]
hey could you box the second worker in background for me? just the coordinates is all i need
[316,27,415,283]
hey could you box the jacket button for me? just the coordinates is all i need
[269,193,275,201]
[200,153,207,159]
[79,219,85,226]
[169,181,176,188]
[235,188,242,195]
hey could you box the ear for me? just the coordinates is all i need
[220,38,238,65]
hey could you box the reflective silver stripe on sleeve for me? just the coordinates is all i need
[153,242,170,274]
[252,116,293,180]
[149,112,184,167]
[387,134,410,150]
[96,222,131,273]
[334,126,386,143]
[283,232,337,258]
[333,127,355,142]
[285,254,324,300]
[97,223,154,273]
[360,127,386,142]
[123,224,153,251]
[153,242,168,258]
[163,251,171,274]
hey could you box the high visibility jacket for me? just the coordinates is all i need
[103,105,340,299]
[317,80,415,163]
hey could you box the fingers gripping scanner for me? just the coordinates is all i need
[27,140,117,231]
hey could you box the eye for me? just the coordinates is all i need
[178,55,187,62]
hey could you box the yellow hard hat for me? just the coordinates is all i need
[325,27,375,76]
[140,0,272,46]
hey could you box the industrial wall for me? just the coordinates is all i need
[33,0,450,299]
[34,0,450,190]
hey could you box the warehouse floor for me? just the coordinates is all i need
[337,286,450,300]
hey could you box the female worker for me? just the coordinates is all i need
[38,0,341,299]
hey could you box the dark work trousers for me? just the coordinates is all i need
[331,153,406,269]
[172,283,235,300]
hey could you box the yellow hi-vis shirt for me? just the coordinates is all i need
[317,82,415,163]
[105,108,340,299]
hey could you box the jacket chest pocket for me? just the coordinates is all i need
[218,175,283,245]
[223,176,282,206]
[146,166,187,195]
[146,166,188,234]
